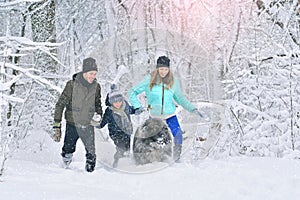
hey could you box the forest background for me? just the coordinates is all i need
[0,0,300,175]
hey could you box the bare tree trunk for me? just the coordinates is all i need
[30,0,57,73]
[29,0,58,134]
[289,63,295,150]
[7,11,27,127]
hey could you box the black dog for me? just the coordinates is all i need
[132,118,173,165]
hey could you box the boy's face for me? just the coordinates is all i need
[112,101,123,109]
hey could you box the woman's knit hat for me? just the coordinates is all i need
[156,56,170,68]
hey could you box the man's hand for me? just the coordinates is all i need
[91,113,102,126]
[52,122,61,142]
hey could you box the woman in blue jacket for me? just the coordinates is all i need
[128,56,204,162]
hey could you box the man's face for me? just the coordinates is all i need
[83,71,97,83]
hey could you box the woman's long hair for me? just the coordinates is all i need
[149,69,174,90]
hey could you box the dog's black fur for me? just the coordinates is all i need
[132,118,173,165]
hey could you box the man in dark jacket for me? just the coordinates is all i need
[52,57,103,172]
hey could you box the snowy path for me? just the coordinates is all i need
[1,151,300,200]
[1,118,300,200]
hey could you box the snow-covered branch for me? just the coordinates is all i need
[0,0,43,7]
[0,74,22,91]
[0,36,64,47]
[226,100,278,122]
[0,62,62,93]
[1,94,25,104]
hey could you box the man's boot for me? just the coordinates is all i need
[61,153,73,168]
[173,144,182,163]
[85,153,96,172]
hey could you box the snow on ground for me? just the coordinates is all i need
[1,131,300,200]
[1,154,300,200]
[1,113,300,200]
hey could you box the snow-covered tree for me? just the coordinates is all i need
[0,0,61,175]
[1,0,299,176]
[219,0,300,157]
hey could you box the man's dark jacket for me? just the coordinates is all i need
[54,72,102,126]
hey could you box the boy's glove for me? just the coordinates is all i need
[134,107,145,115]
[95,125,101,129]
[52,122,61,142]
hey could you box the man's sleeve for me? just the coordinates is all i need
[54,81,72,122]
[95,83,103,117]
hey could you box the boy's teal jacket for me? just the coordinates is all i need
[128,75,196,116]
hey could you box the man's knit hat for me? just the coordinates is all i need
[156,56,170,68]
[109,84,124,104]
[82,57,98,73]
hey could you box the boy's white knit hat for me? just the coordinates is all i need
[109,84,124,104]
